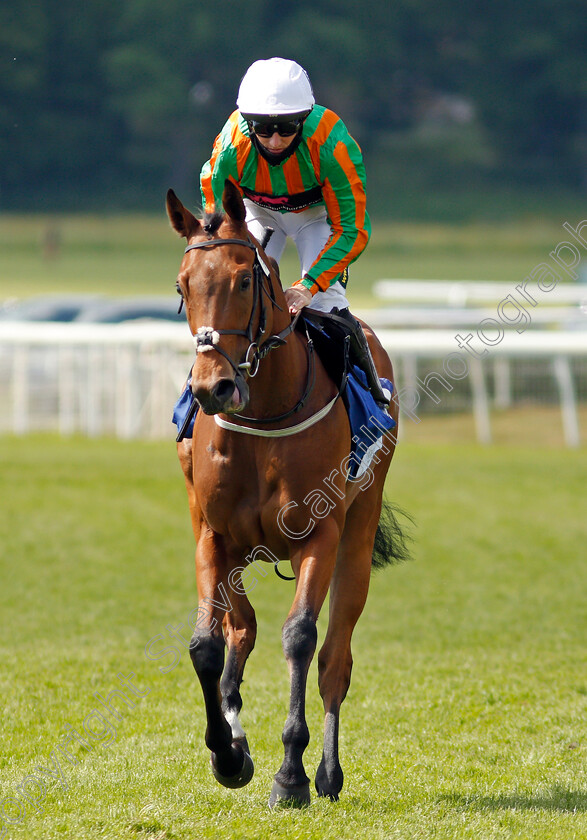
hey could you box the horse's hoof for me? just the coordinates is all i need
[233,735,251,756]
[211,748,254,789]
[315,759,343,800]
[268,779,311,809]
[316,787,339,801]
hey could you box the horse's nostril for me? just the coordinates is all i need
[192,377,239,415]
[213,378,236,405]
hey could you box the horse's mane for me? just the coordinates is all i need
[201,210,225,235]
[199,207,281,280]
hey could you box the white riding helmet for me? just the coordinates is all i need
[237,57,315,121]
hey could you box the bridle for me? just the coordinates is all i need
[178,235,316,426]
[182,237,280,379]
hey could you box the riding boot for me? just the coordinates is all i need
[336,309,390,407]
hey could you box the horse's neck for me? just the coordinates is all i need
[249,327,311,418]
[244,271,311,417]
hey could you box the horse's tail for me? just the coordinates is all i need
[371,499,413,570]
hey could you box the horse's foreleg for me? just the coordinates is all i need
[220,593,257,756]
[315,495,383,800]
[189,531,253,788]
[270,534,338,808]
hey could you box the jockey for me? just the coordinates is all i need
[200,57,389,407]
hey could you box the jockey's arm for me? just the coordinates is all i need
[288,132,371,310]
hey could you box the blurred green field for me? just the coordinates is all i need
[0,213,574,308]
[0,435,585,839]
[400,405,587,449]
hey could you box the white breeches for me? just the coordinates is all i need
[244,200,349,313]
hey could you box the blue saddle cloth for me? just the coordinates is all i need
[343,366,396,479]
[172,367,395,480]
[172,381,196,437]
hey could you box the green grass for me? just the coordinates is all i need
[0,435,585,839]
[0,213,576,307]
[400,405,587,449]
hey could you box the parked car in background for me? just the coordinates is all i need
[0,295,184,324]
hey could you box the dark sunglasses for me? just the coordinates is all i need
[248,118,304,138]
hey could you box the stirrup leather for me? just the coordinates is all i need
[335,310,389,407]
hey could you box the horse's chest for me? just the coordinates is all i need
[193,432,346,550]
[194,441,277,541]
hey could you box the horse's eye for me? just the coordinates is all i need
[239,275,252,292]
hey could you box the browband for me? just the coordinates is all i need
[185,238,255,254]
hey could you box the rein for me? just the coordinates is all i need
[180,235,322,430]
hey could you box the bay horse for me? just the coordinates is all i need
[166,180,405,807]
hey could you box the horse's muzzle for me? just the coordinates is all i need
[192,376,249,415]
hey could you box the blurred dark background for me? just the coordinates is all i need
[1,0,585,219]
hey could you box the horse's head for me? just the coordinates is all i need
[167,181,280,415]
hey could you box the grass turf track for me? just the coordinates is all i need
[0,435,585,839]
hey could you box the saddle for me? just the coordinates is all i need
[297,308,354,394]
[299,309,396,479]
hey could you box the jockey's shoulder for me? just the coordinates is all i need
[302,107,355,148]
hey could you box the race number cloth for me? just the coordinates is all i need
[172,380,196,438]
[343,366,396,480]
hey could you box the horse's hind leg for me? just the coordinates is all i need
[315,491,385,800]
[220,592,257,757]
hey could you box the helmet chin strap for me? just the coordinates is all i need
[251,130,304,166]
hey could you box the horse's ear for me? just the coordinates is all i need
[166,189,200,239]
[222,179,246,224]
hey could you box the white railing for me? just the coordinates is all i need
[357,305,585,329]
[1,318,586,446]
[375,328,587,447]
[0,322,193,439]
[365,279,587,445]
[365,280,587,330]
[373,279,587,306]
